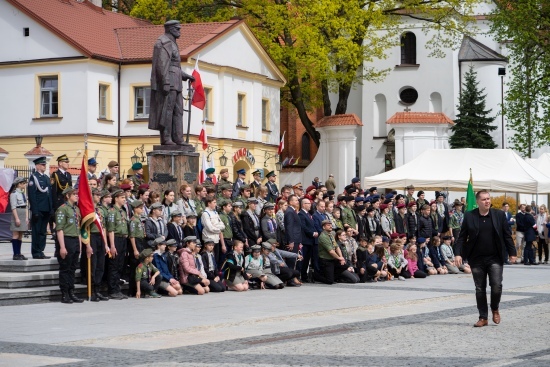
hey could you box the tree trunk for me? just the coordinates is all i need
[288,75,320,147]
[321,80,332,117]
[335,83,353,115]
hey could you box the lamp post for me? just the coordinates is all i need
[264,151,281,170]
[206,146,228,166]
[498,67,506,149]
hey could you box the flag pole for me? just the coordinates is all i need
[84,134,92,301]
[185,80,195,143]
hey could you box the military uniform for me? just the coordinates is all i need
[266,181,279,203]
[55,199,81,302]
[107,204,129,296]
[28,161,53,259]
[51,168,72,212]
[129,211,146,297]
[130,175,145,193]
[194,198,205,219]
[341,205,357,230]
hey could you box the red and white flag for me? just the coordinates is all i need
[199,153,207,184]
[277,131,285,155]
[191,57,206,110]
[209,158,218,185]
[198,121,208,150]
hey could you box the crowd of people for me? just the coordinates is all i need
[7,154,545,304]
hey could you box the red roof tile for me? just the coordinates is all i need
[386,112,454,125]
[24,146,53,156]
[316,114,363,128]
[0,147,8,154]
[9,0,150,62]
[115,21,241,62]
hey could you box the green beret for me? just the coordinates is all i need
[130,200,144,208]
[205,167,215,174]
[132,162,143,171]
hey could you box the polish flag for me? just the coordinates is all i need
[0,168,14,213]
[277,131,285,155]
[191,57,206,110]
[199,153,207,184]
[198,121,208,150]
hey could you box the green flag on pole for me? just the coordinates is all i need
[466,169,477,212]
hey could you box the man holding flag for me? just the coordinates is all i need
[77,147,110,302]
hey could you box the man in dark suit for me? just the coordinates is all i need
[299,198,319,281]
[283,195,302,269]
[455,190,517,328]
[28,156,53,259]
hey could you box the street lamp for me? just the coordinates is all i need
[275,161,282,171]
[498,67,506,148]
[206,146,228,166]
[264,151,281,168]
[132,144,146,164]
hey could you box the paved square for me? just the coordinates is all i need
[0,265,549,366]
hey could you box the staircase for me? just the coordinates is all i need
[0,238,87,306]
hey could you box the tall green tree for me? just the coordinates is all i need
[130,0,482,146]
[490,0,550,157]
[449,66,497,149]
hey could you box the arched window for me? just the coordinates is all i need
[374,94,387,137]
[401,32,416,65]
[301,133,311,161]
[429,92,442,113]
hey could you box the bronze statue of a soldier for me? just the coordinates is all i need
[148,20,195,146]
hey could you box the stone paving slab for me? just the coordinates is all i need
[0,265,548,367]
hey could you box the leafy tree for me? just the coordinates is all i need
[449,66,497,149]
[129,0,483,146]
[490,0,550,157]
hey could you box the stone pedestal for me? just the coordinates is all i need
[147,149,199,195]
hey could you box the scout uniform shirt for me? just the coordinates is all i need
[219,211,233,239]
[341,205,357,229]
[55,203,81,237]
[107,205,129,236]
[194,199,205,219]
[318,231,339,260]
[135,262,159,282]
[90,203,104,234]
[129,215,145,239]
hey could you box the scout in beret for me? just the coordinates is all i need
[108,161,119,168]
[131,162,142,171]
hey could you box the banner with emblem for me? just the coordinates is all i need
[77,149,106,245]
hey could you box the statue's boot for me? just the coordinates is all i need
[161,126,176,145]
[172,122,187,145]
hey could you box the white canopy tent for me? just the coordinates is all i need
[526,153,550,174]
[363,149,550,194]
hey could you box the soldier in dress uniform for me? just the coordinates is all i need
[130,163,145,195]
[216,168,232,196]
[51,154,73,237]
[106,189,129,300]
[55,187,88,304]
[232,169,247,199]
[250,170,262,191]
[28,156,53,259]
[265,171,279,203]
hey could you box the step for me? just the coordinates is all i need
[0,284,129,306]
[0,258,59,272]
[0,285,88,306]
[0,270,81,288]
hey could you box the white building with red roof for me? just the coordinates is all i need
[0,0,285,181]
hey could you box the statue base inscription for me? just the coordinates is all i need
[147,148,199,196]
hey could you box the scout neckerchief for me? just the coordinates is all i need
[392,253,401,268]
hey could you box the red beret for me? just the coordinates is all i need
[306,185,316,193]
[390,233,399,239]
[120,184,131,190]
[397,203,406,209]
[408,201,417,208]
[138,184,149,190]
[379,204,388,210]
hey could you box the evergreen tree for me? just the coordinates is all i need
[450,66,497,149]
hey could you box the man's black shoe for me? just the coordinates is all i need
[61,291,73,304]
[96,292,109,301]
[68,290,84,303]
[109,293,125,300]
